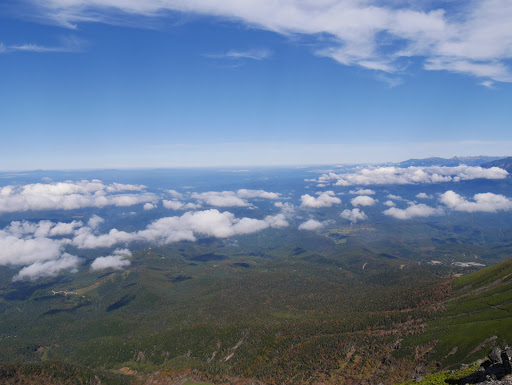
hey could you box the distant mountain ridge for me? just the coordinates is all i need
[398,156,504,167]
[481,157,512,172]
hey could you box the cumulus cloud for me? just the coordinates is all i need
[191,189,280,207]
[263,213,289,228]
[0,220,82,281]
[73,227,134,249]
[163,200,185,210]
[340,208,368,223]
[0,220,83,281]
[440,190,512,212]
[88,215,104,229]
[137,210,288,243]
[50,220,83,236]
[13,253,80,281]
[298,219,328,231]
[105,182,145,193]
[301,191,341,208]
[416,192,433,199]
[237,189,280,199]
[351,195,376,207]
[167,189,183,199]
[4,220,80,238]
[275,201,295,215]
[384,204,444,220]
[0,195,289,279]
[349,189,375,195]
[90,249,131,271]
[73,209,289,249]
[0,180,157,213]
[143,202,156,210]
[192,191,249,207]
[317,166,508,186]
[0,229,67,267]
[31,0,512,82]
[384,200,395,207]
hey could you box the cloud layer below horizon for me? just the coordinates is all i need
[317,166,508,186]
[1,172,512,281]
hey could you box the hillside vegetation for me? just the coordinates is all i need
[399,257,512,381]
[2,224,512,384]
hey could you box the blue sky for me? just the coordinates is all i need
[1,0,512,170]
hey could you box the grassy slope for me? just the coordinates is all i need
[400,257,512,373]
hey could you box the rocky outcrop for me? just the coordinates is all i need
[460,347,512,384]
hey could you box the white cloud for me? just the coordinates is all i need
[143,202,156,210]
[349,189,375,195]
[384,200,395,207]
[73,227,134,249]
[275,201,295,215]
[90,248,131,271]
[383,203,444,220]
[73,209,290,249]
[0,206,289,280]
[416,192,433,199]
[139,209,288,243]
[184,202,202,209]
[206,48,272,61]
[351,195,376,207]
[236,189,280,199]
[167,189,183,199]
[317,166,508,186]
[0,186,13,196]
[48,220,83,236]
[192,189,279,207]
[298,219,327,231]
[479,80,495,88]
[0,180,157,213]
[0,230,67,267]
[301,191,341,208]
[264,213,289,228]
[163,200,184,210]
[340,208,368,223]
[0,220,82,281]
[440,190,512,212]
[13,253,80,281]
[88,215,104,229]
[30,0,512,82]
[387,194,404,201]
[1,36,86,54]
[191,191,249,207]
[105,182,146,193]
[21,180,105,195]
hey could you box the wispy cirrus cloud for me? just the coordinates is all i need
[17,0,512,82]
[206,48,272,61]
[0,36,86,54]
